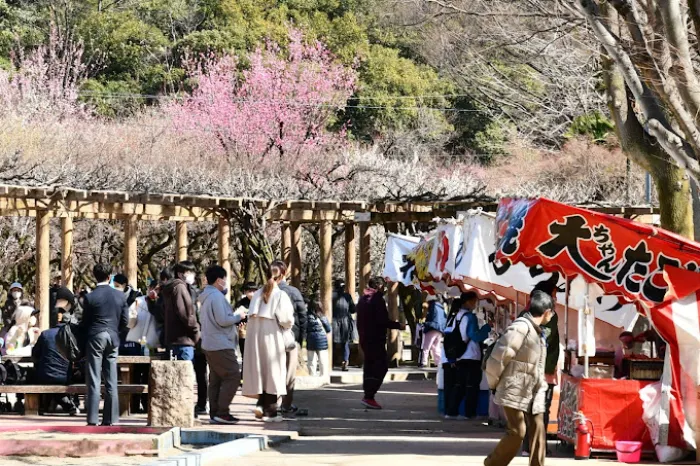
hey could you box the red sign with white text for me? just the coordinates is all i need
[495,198,700,306]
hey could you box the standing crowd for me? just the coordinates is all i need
[0,258,399,424]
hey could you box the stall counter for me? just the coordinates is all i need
[557,374,654,452]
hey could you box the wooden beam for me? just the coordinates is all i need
[176,221,188,262]
[61,217,74,292]
[218,217,231,303]
[281,223,292,264]
[124,215,138,287]
[269,209,355,223]
[290,222,302,289]
[35,210,50,330]
[359,223,371,294]
[320,221,333,368]
[344,224,356,299]
[386,224,400,367]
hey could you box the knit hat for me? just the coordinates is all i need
[55,286,76,307]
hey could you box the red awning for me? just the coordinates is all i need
[494,198,700,307]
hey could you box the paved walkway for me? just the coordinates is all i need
[1,376,691,465]
[236,379,643,465]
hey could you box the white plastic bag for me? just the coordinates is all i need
[639,382,686,463]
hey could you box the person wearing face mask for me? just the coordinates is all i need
[198,265,247,424]
[2,282,29,331]
[33,288,80,416]
[112,274,140,308]
[484,290,555,466]
[162,261,201,362]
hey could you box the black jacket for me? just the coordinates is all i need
[332,288,356,344]
[81,285,129,347]
[278,281,308,344]
[32,325,70,384]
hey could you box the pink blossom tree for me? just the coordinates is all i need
[167,29,356,163]
[0,26,88,120]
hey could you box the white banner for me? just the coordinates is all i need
[428,222,462,281]
[383,233,420,286]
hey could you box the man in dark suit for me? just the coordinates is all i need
[81,263,129,426]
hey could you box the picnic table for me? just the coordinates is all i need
[1,353,168,416]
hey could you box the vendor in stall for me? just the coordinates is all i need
[614,327,666,378]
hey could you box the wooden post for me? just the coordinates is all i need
[176,221,188,262]
[320,221,333,369]
[218,217,231,303]
[386,224,400,367]
[281,223,292,264]
[290,222,302,289]
[124,215,139,288]
[696,385,700,463]
[61,216,74,292]
[359,223,371,295]
[35,210,50,330]
[344,224,356,298]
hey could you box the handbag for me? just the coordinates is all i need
[281,327,296,352]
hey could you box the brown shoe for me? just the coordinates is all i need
[341,361,349,372]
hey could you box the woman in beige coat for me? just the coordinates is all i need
[242,263,295,422]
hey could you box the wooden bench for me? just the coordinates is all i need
[0,384,148,416]
[4,354,166,415]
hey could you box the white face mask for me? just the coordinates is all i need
[11,291,21,300]
[185,273,196,285]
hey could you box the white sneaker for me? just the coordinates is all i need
[253,406,264,419]
[444,415,457,420]
[263,415,284,423]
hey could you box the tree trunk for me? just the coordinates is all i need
[601,5,694,237]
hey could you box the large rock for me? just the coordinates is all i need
[148,360,195,427]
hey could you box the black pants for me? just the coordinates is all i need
[40,394,76,414]
[256,391,278,417]
[444,359,483,417]
[523,383,556,451]
[362,344,388,400]
[194,351,208,410]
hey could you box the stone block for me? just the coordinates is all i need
[148,361,195,428]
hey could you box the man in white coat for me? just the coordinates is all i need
[199,265,246,425]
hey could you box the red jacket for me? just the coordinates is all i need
[356,288,401,348]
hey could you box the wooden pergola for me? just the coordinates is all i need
[0,184,659,365]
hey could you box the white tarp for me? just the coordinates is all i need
[383,210,638,330]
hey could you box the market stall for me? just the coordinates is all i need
[494,197,699,459]
[383,210,639,434]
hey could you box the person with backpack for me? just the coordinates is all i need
[420,295,446,368]
[442,291,491,420]
[483,290,554,466]
[306,300,331,377]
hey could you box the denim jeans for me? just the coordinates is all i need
[171,345,195,361]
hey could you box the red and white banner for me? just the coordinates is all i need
[649,267,700,448]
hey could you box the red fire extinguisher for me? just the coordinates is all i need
[574,412,593,460]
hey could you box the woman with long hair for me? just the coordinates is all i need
[242,262,295,422]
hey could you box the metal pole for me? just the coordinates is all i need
[583,282,590,378]
[564,278,569,351]
[645,172,652,204]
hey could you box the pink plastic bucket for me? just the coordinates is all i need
[615,441,643,463]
